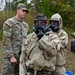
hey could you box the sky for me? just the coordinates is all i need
[27,0,32,3]
[0,0,5,10]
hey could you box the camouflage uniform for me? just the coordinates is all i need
[2,16,29,75]
[50,13,68,75]
[19,30,60,75]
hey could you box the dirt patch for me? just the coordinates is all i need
[66,50,75,74]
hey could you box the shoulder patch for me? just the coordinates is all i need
[5,20,12,26]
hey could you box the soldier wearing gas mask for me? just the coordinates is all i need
[19,13,60,75]
[33,13,51,39]
[49,13,68,75]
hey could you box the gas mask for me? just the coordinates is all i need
[50,20,59,32]
[34,21,46,30]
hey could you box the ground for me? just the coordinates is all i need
[0,41,75,75]
[66,50,75,74]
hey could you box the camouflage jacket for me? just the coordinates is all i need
[20,31,60,73]
[3,16,29,58]
[55,29,68,66]
[50,13,68,66]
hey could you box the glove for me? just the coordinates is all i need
[33,25,44,39]
[33,27,39,34]
[43,25,51,33]
[37,29,44,39]
[33,25,42,34]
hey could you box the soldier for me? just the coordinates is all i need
[19,13,60,75]
[2,3,29,75]
[49,13,68,75]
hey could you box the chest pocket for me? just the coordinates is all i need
[12,23,22,40]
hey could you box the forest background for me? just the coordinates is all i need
[0,0,75,74]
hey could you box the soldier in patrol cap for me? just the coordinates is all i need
[2,3,29,75]
[19,13,60,75]
[49,13,68,75]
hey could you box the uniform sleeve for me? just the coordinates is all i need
[19,33,35,75]
[20,33,33,63]
[38,34,60,57]
[20,38,28,63]
[19,62,27,75]
[19,37,29,75]
[2,20,14,58]
[20,33,38,62]
[20,41,28,75]
[59,31,68,48]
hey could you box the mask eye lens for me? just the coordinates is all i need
[35,22,39,25]
[41,22,46,25]
[50,20,59,25]
[35,21,46,25]
[54,21,59,25]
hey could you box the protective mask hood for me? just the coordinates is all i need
[50,13,62,30]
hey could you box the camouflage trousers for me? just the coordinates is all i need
[2,57,19,75]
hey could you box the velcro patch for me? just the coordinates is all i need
[5,20,12,26]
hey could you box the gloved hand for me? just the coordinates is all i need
[33,25,42,34]
[33,27,39,34]
[33,25,44,39]
[43,25,51,33]
[37,29,44,39]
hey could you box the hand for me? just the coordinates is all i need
[33,25,42,34]
[43,25,51,33]
[10,56,17,64]
[33,27,39,34]
[37,29,44,39]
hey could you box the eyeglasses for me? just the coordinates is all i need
[22,10,28,13]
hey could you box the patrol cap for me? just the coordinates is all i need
[17,3,28,13]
